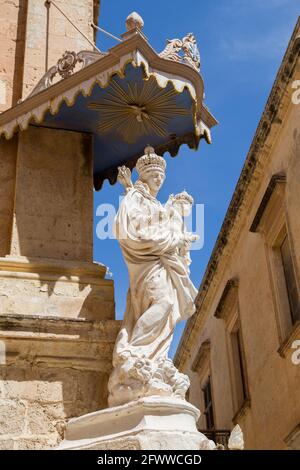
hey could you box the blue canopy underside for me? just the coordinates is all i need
[36,63,196,189]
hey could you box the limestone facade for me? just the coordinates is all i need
[0,5,113,449]
[0,135,17,256]
[0,123,119,449]
[10,126,94,261]
[0,0,99,112]
[175,18,300,450]
[0,313,119,450]
[0,124,119,450]
[0,0,27,112]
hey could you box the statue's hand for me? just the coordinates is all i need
[118,165,133,190]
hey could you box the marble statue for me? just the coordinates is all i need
[59,147,245,450]
[108,146,199,407]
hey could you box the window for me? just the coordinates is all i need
[202,376,215,430]
[280,235,300,325]
[268,226,300,342]
[214,279,250,418]
[250,173,300,347]
[229,327,248,410]
[191,340,216,430]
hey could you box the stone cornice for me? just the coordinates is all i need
[191,339,210,372]
[0,314,121,372]
[284,421,300,449]
[174,17,300,370]
[214,278,238,320]
[0,314,120,340]
[0,255,108,280]
[249,173,286,232]
[277,320,300,358]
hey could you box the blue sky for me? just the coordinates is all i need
[93,1,299,357]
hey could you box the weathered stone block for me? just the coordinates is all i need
[0,399,26,435]
[2,380,64,403]
[27,403,57,435]
[11,127,93,262]
[14,436,59,450]
[0,439,14,450]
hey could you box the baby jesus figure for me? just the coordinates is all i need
[165,191,199,273]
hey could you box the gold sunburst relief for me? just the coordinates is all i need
[87,76,191,144]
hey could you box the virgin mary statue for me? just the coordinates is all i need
[108,147,198,407]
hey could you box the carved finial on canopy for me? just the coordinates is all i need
[125,12,144,31]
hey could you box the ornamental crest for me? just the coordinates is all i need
[159,33,200,72]
[57,51,78,78]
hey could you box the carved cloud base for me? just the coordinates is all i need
[58,396,216,450]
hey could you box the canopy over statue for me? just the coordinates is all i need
[108,147,199,407]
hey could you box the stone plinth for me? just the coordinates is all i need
[0,311,120,449]
[59,397,215,450]
[0,255,120,450]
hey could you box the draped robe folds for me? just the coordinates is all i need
[112,180,198,365]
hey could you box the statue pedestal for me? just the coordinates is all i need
[58,396,216,450]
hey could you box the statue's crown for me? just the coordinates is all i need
[136,146,166,176]
[173,191,194,205]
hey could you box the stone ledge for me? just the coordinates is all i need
[0,255,108,280]
[232,398,251,425]
[0,314,121,372]
[284,422,300,450]
[0,314,121,341]
[0,256,115,321]
[277,320,300,358]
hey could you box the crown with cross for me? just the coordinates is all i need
[136,146,166,176]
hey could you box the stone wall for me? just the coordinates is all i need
[0,2,118,449]
[0,253,118,450]
[0,0,97,111]
[0,257,115,320]
[10,126,93,262]
[0,135,17,257]
[0,117,119,451]
[22,0,95,99]
[0,0,27,112]
[0,314,120,449]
